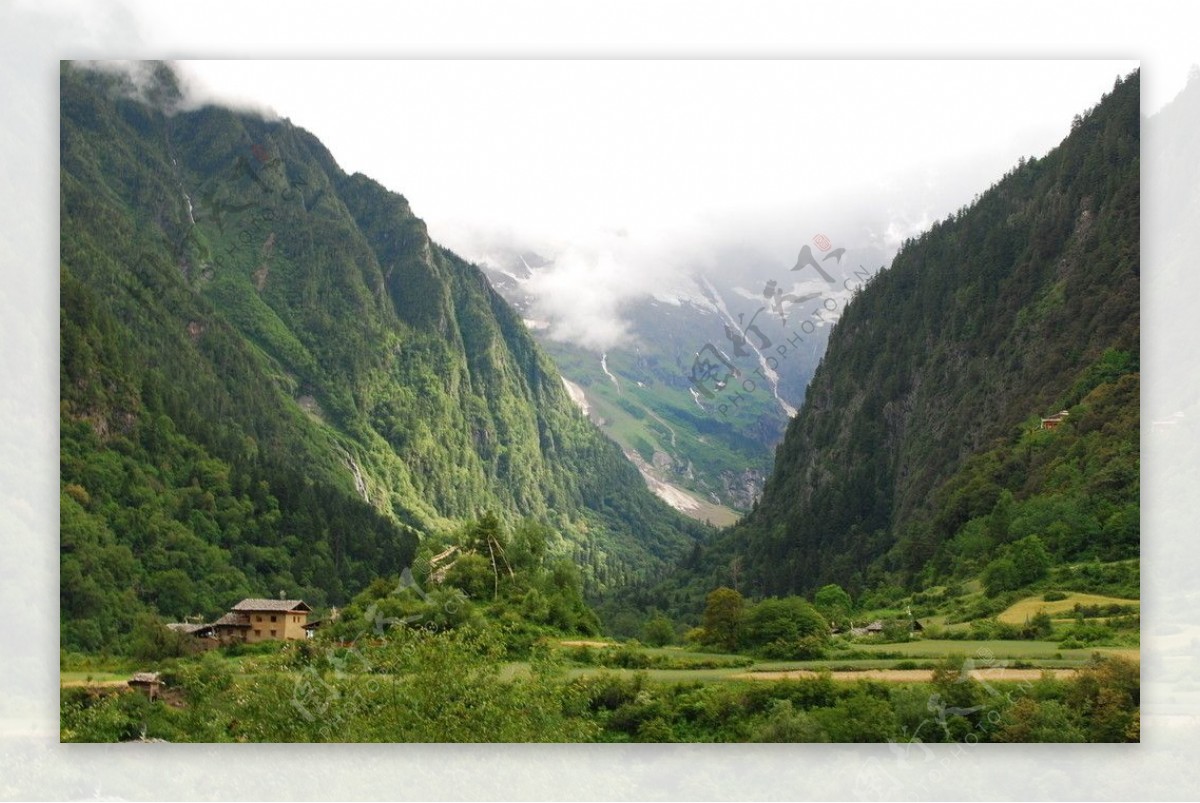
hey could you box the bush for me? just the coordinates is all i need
[1020,611,1055,640]
[1043,590,1068,602]
[60,687,153,743]
[1059,621,1116,647]
[967,618,1022,640]
[811,690,899,742]
[755,634,827,661]
[165,651,233,701]
[128,614,194,662]
[751,699,829,742]
[741,597,828,655]
[642,615,676,647]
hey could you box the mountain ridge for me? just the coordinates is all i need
[664,70,1140,602]
[59,61,704,648]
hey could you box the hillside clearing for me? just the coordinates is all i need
[997,593,1140,625]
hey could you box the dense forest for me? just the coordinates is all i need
[59,62,705,652]
[656,71,1140,607]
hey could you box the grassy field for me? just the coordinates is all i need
[59,671,131,686]
[996,593,1140,624]
[61,629,1142,694]
[851,638,1138,661]
[547,640,1140,684]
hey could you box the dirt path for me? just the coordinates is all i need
[733,667,1080,682]
[559,640,616,649]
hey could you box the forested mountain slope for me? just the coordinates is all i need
[675,71,1139,600]
[59,62,703,650]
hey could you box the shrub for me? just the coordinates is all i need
[1020,611,1054,640]
[128,614,195,662]
[741,597,828,655]
[751,699,829,742]
[1059,621,1116,647]
[967,618,1022,640]
[641,614,676,647]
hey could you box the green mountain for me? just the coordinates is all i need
[59,62,704,651]
[674,71,1140,601]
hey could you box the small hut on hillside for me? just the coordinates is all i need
[128,672,162,701]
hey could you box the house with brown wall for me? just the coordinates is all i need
[170,598,313,645]
[231,599,312,642]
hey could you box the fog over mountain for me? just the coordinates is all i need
[170,60,1137,354]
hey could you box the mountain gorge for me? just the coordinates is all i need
[477,245,864,522]
[59,62,704,649]
[58,60,1141,655]
[669,70,1140,602]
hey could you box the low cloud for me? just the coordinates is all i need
[76,60,279,119]
[73,60,1135,355]
[458,196,918,353]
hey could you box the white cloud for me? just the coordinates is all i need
[78,59,280,119]
[162,59,1140,349]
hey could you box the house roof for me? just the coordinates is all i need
[166,622,211,635]
[129,672,160,684]
[212,612,250,627]
[231,598,312,613]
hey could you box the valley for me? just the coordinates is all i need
[58,61,1143,744]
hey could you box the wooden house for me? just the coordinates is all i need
[167,598,313,646]
[848,620,885,637]
[128,672,161,701]
[230,598,312,642]
[209,611,252,645]
[1040,410,1070,430]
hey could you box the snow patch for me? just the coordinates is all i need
[625,449,701,513]
[600,352,621,393]
[697,276,796,419]
[561,377,590,417]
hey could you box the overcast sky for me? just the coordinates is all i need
[161,60,1137,348]
[177,60,1136,250]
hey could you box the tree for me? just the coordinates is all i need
[994,698,1085,742]
[987,490,1014,545]
[701,587,744,651]
[129,613,193,661]
[741,597,829,659]
[1010,535,1051,585]
[443,553,494,600]
[983,555,1020,596]
[641,614,676,647]
[509,519,549,573]
[813,584,853,626]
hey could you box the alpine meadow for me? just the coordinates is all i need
[60,61,1142,744]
